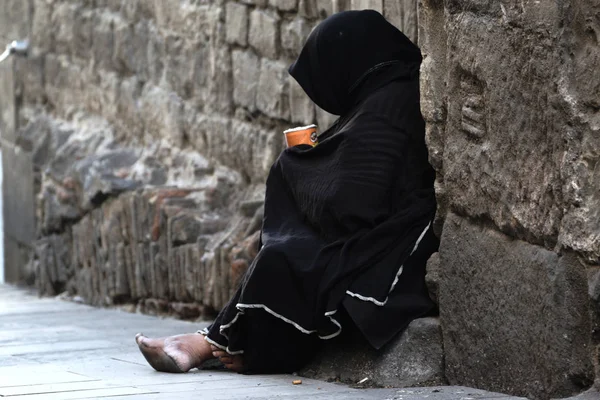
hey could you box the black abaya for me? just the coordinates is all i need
[202,10,438,373]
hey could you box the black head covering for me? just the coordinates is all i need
[289,10,422,116]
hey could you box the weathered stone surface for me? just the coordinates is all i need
[226,2,249,46]
[140,86,185,145]
[439,213,594,399]
[248,9,280,59]
[36,231,73,296]
[31,0,54,52]
[206,46,233,115]
[424,251,439,305]
[270,0,298,11]
[418,1,600,393]
[351,0,383,13]
[163,35,199,100]
[298,0,319,18]
[256,59,290,120]
[384,0,418,43]
[51,2,79,56]
[301,318,445,387]
[232,50,260,111]
[289,76,316,124]
[241,0,269,8]
[420,1,600,262]
[281,17,311,53]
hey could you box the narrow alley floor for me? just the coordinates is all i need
[0,284,542,399]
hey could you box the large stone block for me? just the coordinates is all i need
[256,59,289,120]
[226,2,249,46]
[439,213,594,399]
[301,318,445,387]
[420,3,600,262]
[439,14,566,247]
[248,9,280,59]
[232,50,260,111]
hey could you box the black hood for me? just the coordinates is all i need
[289,10,422,116]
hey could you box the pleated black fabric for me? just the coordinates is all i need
[204,10,437,373]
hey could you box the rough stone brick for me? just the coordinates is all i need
[351,0,383,12]
[288,76,315,124]
[439,213,594,399]
[116,77,144,137]
[91,12,115,72]
[301,318,445,387]
[164,35,199,99]
[281,17,311,53]
[298,0,318,18]
[140,86,185,146]
[269,0,298,11]
[241,0,269,7]
[383,0,417,43]
[316,0,333,16]
[113,19,149,78]
[232,50,260,111]
[52,2,78,55]
[31,0,54,52]
[15,55,45,105]
[73,8,94,59]
[256,59,289,120]
[0,0,31,41]
[248,9,280,59]
[206,47,233,115]
[225,2,249,46]
[146,24,165,85]
[333,0,352,12]
[191,41,210,105]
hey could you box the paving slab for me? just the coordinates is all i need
[0,284,578,400]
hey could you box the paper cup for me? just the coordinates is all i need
[283,124,318,148]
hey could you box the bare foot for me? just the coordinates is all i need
[135,333,214,373]
[211,345,244,372]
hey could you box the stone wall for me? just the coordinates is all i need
[419,0,600,398]
[1,0,418,312]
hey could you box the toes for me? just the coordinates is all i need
[219,356,233,364]
[135,333,146,346]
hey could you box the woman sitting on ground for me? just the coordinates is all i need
[136,9,438,374]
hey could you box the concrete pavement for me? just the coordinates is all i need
[0,284,532,399]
